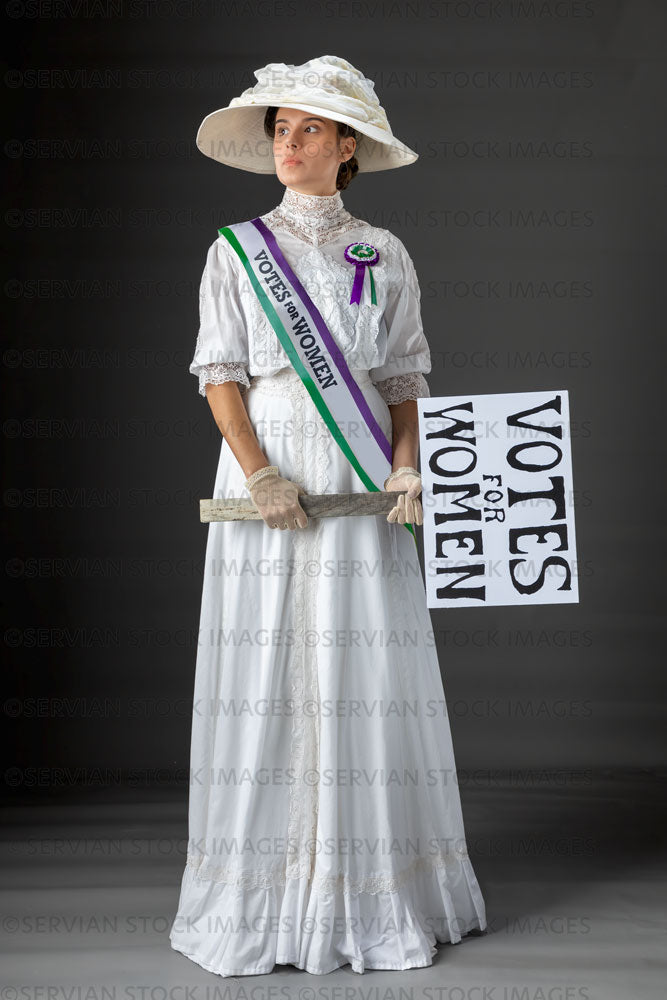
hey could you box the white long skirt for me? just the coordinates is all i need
[169,367,487,976]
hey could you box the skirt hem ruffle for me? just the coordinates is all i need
[169,855,487,978]
[169,931,485,977]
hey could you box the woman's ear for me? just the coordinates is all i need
[340,135,356,162]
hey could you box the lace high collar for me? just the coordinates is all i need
[265,185,356,247]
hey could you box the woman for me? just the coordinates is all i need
[169,54,487,977]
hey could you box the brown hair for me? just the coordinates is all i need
[263,107,359,191]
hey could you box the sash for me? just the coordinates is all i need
[218,217,416,541]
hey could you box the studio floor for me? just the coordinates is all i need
[2,770,665,999]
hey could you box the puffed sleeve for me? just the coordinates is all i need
[370,236,431,404]
[190,237,251,397]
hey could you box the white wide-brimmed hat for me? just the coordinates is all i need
[195,54,418,174]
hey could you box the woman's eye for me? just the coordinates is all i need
[276,125,318,136]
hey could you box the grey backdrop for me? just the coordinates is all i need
[4,1,666,801]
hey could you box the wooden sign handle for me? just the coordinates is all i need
[200,491,403,523]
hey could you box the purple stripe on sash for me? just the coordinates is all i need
[251,217,393,464]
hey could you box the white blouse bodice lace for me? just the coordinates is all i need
[192,185,431,406]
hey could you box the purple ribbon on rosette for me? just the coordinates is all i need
[344,242,380,305]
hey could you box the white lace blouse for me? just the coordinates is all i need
[191,186,432,406]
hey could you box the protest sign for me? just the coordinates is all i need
[417,391,579,608]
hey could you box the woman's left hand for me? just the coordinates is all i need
[384,467,423,525]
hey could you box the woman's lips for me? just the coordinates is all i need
[283,159,302,165]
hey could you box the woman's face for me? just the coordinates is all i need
[272,107,356,195]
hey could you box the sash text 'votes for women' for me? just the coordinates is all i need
[254,249,337,390]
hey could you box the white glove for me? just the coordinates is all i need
[245,465,308,530]
[384,466,423,525]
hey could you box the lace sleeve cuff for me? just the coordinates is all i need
[374,372,430,405]
[197,361,251,397]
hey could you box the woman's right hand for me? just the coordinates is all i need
[247,468,309,530]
